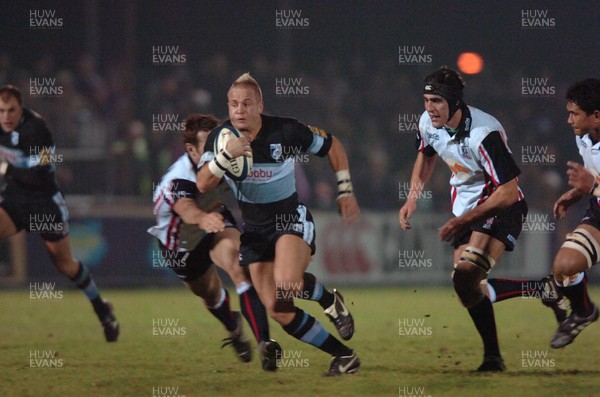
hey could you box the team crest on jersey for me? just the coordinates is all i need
[459,142,471,159]
[270,144,283,161]
[10,131,19,146]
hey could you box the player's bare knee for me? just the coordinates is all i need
[552,256,579,279]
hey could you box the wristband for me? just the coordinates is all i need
[336,169,353,199]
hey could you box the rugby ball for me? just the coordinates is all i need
[213,126,252,181]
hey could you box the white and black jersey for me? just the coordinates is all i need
[148,154,231,251]
[576,134,600,213]
[416,104,524,217]
[577,134,600,189]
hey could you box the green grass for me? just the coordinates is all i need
[1,287,599,397]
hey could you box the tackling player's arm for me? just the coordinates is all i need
[173,198,225,234]
[399,152,438,230]
[327,135,360,224]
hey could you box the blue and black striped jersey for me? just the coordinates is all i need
[0,108,59,195]
[202,114,332,225]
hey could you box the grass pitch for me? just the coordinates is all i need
[1,286,599,397]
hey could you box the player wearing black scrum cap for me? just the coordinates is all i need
[399,67,532,371]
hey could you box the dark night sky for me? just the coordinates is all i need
[2,0,598,79]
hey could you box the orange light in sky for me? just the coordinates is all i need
[457,52,484,74]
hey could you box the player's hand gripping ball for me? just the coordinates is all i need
[213,126,253,180]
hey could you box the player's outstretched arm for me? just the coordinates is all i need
[327,135,360,224]
[173,198,225,233]
[399,152,437,231]
[438,178,519,241]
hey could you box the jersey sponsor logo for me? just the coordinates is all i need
[270,143,283,161]
[247,168,273,180]
[445,157,472,180]
[464,117,471,132]
[0,146,19,163]
[427,132,439,141]
[308,125,327,138]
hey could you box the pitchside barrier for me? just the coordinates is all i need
[2,198,599,287]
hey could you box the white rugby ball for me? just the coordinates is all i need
[213,126,252,181]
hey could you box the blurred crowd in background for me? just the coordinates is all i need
[0,50,574,215]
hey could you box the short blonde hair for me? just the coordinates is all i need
[230,72,263,102]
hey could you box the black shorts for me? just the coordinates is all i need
[0,190,69,242]
[580,198,600,230]
[453,200,528,252]
[158,236,215,282]
[239,203,316,266]
[157,209,237,282]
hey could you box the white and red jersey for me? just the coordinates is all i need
[148,154,217,252]
[416,104,524,217]
[147,154,199,251]
[148,154,230,251]
[576,134,600,172]
[576,134,600,205]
